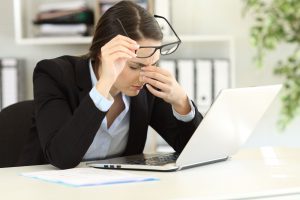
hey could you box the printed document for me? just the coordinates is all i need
[22,168,158,187]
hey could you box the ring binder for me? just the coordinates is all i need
[0,58,25,110]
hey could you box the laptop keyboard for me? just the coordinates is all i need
[125,154,179,166]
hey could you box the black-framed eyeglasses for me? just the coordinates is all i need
[116,15,181,58]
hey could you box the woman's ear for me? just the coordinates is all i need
[97,51,101,59]
[94,54,101,65]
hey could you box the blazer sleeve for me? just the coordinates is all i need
[33,59,106,169]
[149,96,203,153]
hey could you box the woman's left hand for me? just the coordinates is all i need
[140,65,191,115]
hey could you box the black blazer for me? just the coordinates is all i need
[33,55,202,169]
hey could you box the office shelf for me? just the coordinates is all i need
[13,0,154,45]
[15,36,93,45]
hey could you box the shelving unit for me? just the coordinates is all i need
[165,35,235,88]
[13,0,236,154]
[13,0,154,45]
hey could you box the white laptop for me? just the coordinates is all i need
[87,84,282,171]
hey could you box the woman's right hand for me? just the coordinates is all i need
[100,35,138,84]
[95,35,139,98]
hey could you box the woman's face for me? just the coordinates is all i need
[111,38,161,96]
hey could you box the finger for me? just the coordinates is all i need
[142,76,170,92]
[106,39,140,52]
[140,71,171,85]
[112,34,137,45]
[102,35,139,54]
[145,84,166,99]
[105,45,137,58]
[110,52,133,60]
[142,65,171,77]
[101,41,138,57]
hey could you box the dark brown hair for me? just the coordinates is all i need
[88,1,163,63]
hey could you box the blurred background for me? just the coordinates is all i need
[0,0,299,152]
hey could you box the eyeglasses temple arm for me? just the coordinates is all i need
[154,15,181,43]
[116,18,130,38]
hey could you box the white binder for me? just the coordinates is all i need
[213,59,230,98]
[177,59,195,101]
[1,58,18,109]
[159,59,177,80]
[196,59,213,113]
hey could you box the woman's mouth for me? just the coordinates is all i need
[131,85,143,90]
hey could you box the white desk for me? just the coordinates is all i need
[1,147,300,200]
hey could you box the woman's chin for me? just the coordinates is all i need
[123,88,141,96]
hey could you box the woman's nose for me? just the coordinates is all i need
[138,76,144,84]
[138,72,145,85]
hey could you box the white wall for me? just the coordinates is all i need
[0,0,299,146]
[172,0,300,147]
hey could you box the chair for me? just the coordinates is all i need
[0,100,46,167]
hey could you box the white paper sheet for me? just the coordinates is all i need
[22,168,158,187]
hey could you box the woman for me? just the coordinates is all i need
[33,1,202,169]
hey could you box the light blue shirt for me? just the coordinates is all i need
[83,60,195,160]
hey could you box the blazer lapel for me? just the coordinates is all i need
[74,57,149,155]
[123,89,149,155]
[75,57,92,102]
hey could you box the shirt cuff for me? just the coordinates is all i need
[172,98,195,122]
[89,86,114,112]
